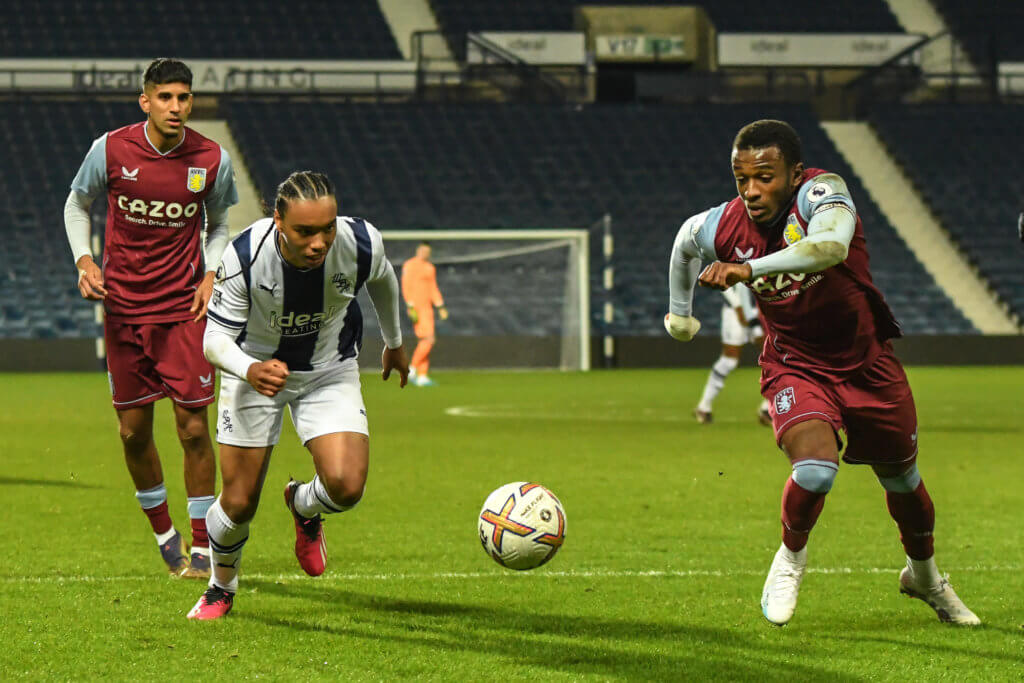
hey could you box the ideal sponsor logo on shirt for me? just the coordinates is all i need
[269,307,339,335]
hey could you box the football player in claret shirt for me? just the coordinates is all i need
[187,171,408,620]
[666,120,979,626]
[64,58,239,578]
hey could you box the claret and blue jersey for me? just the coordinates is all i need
[678,169,901,380]
[70,122,238,322]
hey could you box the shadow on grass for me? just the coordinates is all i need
[245,579,863,681]
[830,631,1024,667]
[0,476,102,489]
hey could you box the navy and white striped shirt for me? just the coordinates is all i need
[207,216,400,373]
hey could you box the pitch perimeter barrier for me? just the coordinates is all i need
[1,336,1022,372]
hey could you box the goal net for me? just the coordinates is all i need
[356,229,590,371]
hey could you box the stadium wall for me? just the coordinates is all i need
[1,336,1022,372]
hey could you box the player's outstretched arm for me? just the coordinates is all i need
[745,205,854,279]
[746,175,857,279]
[666,215,705,342]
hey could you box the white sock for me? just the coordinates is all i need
[698,356,738,412]
[779,543,807,563]
[759,398,770,412]
[908,556,941,588]
[294,476,349,517]
[155,527,177,546]
[206,499,249,593]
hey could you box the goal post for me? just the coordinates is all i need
[364,229,591,371]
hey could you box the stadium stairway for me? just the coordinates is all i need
[377,0,451,61]
[821,121,1018,333]
[884,0,979,85]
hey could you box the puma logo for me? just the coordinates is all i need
[257,282,278,296]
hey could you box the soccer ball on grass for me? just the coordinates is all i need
[478,482,566,570]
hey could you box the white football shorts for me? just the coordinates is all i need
[216,358,369,447]
[720,305,752,346]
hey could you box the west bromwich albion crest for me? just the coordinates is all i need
[187,167,207,193]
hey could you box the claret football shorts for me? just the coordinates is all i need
[761,348,919,466]
[215,357,369,448]
[105,318,215,409]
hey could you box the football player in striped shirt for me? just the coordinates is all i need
[188,171,408,620]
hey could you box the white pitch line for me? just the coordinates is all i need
[444,405,755,424]
[1,565,1014,585]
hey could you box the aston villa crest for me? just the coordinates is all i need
[774,387,796,414]
[187,167,207,193]
[783,214,805,245]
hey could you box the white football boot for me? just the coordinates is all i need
[761,544,807,626]
[899,558,980,626]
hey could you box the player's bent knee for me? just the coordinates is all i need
[781,419,839,463]
[321,474,365,509]
[791,459,839,493]
[219,492,260,523]
[875,463,921,493]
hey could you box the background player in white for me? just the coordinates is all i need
[187,171,408,620]
[694,284,772,425]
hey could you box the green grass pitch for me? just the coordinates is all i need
[1,367,1022,680]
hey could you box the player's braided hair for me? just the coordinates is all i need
[142,58,193,89]
[733,119,803,167]
[275,171,336,218]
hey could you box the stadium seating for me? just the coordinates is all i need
[430,0,903,59]
[225,100,975,338]
[870,103,1024,321]
[0,100,141,339]
[930,0,1024,64]
[0,0,401,60]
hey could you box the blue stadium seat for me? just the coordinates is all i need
[0,0,401,59]
[930,0,1024,64]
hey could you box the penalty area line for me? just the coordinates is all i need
[1,565,1015,585]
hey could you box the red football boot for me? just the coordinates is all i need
[284,480,327,576]
[186,586,234,620]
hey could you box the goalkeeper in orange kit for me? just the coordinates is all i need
[401,242,448,386]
